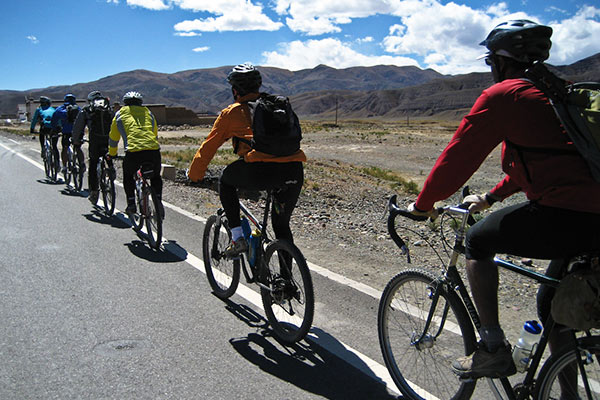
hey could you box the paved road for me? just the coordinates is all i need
[0,133,403,399]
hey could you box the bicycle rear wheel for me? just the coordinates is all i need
[100,167,116,216]
[535,335,600,399]
[73,155,84,192]
[377,269,477,400]
[144,187,162,249]
[202,214,240,299]
[260,239,314,345]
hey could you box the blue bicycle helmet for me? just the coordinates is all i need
[64,93,76,105]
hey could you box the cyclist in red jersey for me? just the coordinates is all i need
[409,20,600,379]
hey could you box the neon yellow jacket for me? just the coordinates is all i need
[109,105,159,156]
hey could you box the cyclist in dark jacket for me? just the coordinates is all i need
[409,20,600,380]
[72,90,113,204]
[51,94,82,175]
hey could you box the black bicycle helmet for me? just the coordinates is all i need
[87,90,103,102]
[39,96,51,107]
[227,63,262,94]
[122,91,143,106]
[480,19,552,63]
[64,93,76,104]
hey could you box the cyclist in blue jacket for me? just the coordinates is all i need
[51,94,82,174]
[30,96,56,160]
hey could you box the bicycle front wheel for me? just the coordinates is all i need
[378,269,477,400]
[536,335,600,399]
[144,187,162,250]
[202,214,240,299]
[260,239,314,345]
[49,148,58,182]
[100,167,116,216]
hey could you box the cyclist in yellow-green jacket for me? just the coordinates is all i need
[108,91,163,217]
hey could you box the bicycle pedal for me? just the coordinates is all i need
[457,375,475,383]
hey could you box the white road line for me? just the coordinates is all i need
[2,137,418,396]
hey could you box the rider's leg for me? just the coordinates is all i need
[51,134,60,168]
[271,162,303,243]
[60,134,70,166]
[122,152,137,212]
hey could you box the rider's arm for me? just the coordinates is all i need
[415,92,505,211]
[188,106,240,182]
[108,112,121,157]
[30,108,40,132]
[72,110,85,145]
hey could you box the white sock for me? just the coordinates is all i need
[231,226,243,241]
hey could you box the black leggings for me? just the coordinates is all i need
[39,126,59,162]
[465,201,600,323]
[122,150,163,204]
[465,201,600,260]
[219,159,303,243]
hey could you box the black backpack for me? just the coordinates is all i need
[86,97,113,138]
[241,93,302,156]
[525,62,600,182]
[66,104,80,124]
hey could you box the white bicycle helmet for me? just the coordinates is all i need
[123,91,143,106]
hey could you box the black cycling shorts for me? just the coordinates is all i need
[465,201,600,260]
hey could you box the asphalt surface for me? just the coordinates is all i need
[0,133,401,399]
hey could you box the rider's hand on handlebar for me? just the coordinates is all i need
[464,193,492,212]
[407,202,439,221]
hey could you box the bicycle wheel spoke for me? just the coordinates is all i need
[378,269,476,400]
[261,240,314,344]
[202,214,240,299]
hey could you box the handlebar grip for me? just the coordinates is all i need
[388,195,429,221]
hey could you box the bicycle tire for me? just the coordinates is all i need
[202,214,240,299]
[73,155,84,192]
[144,187,162,250]
[377,269,477,400]
[129,183,145,231]
[64,147,73,187]
[43,143,52,179]
[535,335,600,399]
[100,166,116,216]
[260,239,314,344]
[49,146,58,182]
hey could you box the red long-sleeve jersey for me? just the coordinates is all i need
[415,78,600,213]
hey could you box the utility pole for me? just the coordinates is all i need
[335,96,338,126]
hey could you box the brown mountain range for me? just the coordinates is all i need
[2,53,598,120]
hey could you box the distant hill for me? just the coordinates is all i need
[2,53,599,120]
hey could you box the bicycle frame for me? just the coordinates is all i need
[386,197,595,400]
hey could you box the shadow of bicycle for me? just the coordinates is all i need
[124,239,188,263]
[222,300,398,399]
[83,209,130,229]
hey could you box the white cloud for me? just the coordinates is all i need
[192,46,210,52]
[126,0,170,10]
[172,0,283,33]
[175,31,201,37]
[262,38,420,70]
[107,0,119,4]
[26,35,39,44]
[547,6,600,65]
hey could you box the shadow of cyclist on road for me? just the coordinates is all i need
[124,239,187,263]
[83,209,130,229]
[220,299,397,399]
[229,331,397,399]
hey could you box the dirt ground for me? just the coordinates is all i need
[155,121,544,343]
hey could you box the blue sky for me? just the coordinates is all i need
[1,0,599,91]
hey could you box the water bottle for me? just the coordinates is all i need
[248,229,261,267]
[512,320,542,372]
[240,216,251,240]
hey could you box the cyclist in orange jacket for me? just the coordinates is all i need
[188,63,306,257]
